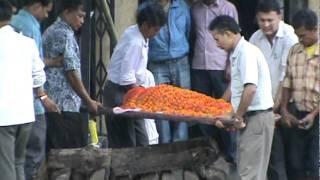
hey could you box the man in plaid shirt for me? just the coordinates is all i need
[281,9,319,180]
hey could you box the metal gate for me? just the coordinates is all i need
[79,0,116,136]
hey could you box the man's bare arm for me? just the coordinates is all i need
[65,70,102,114]
[235,83,257,120]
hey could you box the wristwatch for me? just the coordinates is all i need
[38,94,48,101]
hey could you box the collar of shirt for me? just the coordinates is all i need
[296,42,320,58]
[133,24,148,48]
[0,25,13,33]
[56,17,74,34]
[258,21,285,43]
[1,25,24,36]
[200,0,220,8]
[17,9,40,29]
[231,37,245,60]
[305,44,317,57]
[274,21,286,38]
[171,0,179,8]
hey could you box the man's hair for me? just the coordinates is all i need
[58,0,84,14]
[209,15,240,34]
[23,0,52,7]
[292,9,318,30]
[137,1,166,27]
[256,0,281,14]
[0,0,12,21]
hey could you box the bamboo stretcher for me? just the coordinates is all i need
[97,107,243,128]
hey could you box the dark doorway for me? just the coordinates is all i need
[230,0,308,39]
[229,0,259,39]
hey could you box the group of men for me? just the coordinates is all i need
[105,0,319,180]
[207,2,318,180]
[0,0,102,179]
[0,0,318,180]
[210,2,319,180]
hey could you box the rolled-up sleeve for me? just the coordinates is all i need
[282,48,294,88]
[31,41,46,88]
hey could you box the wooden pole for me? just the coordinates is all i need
[95,0,118,48]
[97,107,244,128]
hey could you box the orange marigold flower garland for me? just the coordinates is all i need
[122,84,232,118]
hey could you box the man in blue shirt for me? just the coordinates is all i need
[10,0,60,179]
[148,0,191,143]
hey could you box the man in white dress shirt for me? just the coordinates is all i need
[210,15,274,180]
[0,0,46,179]
[103,2,166,148]
[249,1,298,179]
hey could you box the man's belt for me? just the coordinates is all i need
[246,107,272,117]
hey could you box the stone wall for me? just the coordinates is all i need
[47,138,235,180]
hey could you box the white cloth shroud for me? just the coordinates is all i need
[138,70,159,144]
